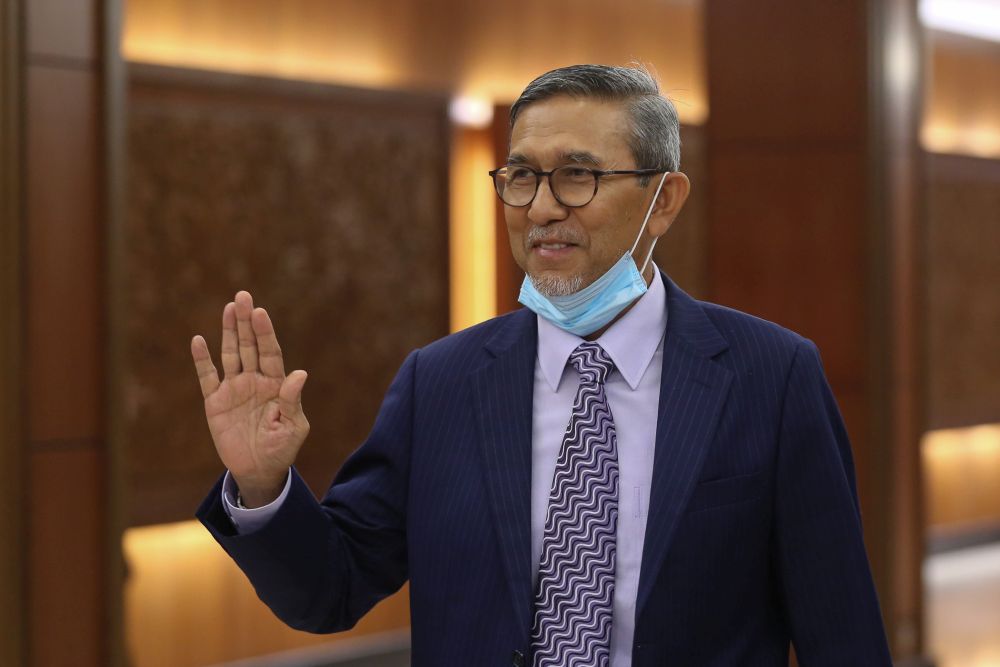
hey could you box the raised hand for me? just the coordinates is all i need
[191,291,309,507]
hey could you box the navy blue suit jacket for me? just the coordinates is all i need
[197,274,892,666]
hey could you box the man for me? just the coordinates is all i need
[193,64,892,666]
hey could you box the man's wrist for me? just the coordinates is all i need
[233,477,286,508]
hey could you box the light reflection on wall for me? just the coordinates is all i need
[122,520,410,667]
[122,0,708,123]
[923,30,1000,158]
[922,423,1000,530]
[450,124,497,331]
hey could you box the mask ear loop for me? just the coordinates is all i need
[630,171,670,274]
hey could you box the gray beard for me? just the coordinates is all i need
[528,272,585,297]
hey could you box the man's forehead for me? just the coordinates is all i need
[508,96,631,165]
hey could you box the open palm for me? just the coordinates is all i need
[191,291,309,506]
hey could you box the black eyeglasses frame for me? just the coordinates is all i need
[487,165,668,208]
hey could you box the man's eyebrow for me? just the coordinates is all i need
[505,151,603,167]
[559,150,602,166]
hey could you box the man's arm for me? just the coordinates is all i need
[192,290,413,633]
[196,349,416,633]
[773,340,893,666]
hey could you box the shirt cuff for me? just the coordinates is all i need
[221,468,292,534]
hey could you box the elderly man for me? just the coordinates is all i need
[193,64,892,666]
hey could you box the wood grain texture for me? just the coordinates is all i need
[28,443,107,667]
[925,153,1000,430]
[25,64,104,442]
[124,65,450,526]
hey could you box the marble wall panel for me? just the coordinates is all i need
[125,65,450,526]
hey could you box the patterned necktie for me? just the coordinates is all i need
[532,342,619,667]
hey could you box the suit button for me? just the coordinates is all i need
[512,649,526,667]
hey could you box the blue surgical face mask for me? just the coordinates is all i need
[518,172,668,337]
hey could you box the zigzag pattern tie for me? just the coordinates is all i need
[532,342,619,667]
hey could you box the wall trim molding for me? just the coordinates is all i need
[209,629,411,667]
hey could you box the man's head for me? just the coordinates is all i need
[502,64,690,296]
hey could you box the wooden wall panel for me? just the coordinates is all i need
[705,0,925,658]
[28,445,106,666]
[705,2,866,146]
[23,0,110,663]
[25,66,104,442]
[653,124,708,300]
[123,66,450,526]
[707,148,868,378]
[925,153,1000,430]
[0,0,26,663]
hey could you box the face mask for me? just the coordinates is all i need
[518,172,668,337]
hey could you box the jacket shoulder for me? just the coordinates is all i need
[414,308,531,368]
[697,299,815,357]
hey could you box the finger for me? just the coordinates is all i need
[221,301,241,377]
[234,291,259,373]
[252,307,286,378]
[191,335,221,398]
[278,370,308,418]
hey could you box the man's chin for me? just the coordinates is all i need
[528,271,585,297]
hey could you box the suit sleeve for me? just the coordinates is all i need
[773,341,893,666]
[195,349,417,633]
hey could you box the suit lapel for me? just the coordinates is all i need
[471,309,537,641]
[635,276,734,617]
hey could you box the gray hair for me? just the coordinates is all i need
[509,64,681,179]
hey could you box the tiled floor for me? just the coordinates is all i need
[926,542,1000,667]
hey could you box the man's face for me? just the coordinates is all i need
[504,95,658,295]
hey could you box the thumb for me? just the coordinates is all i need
[278,370,308,417]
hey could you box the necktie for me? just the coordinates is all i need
[532,342,619,667]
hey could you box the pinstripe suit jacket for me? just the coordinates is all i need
[197,273,892,666]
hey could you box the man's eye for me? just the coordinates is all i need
[508,168,533,182]
[562,167,593,181]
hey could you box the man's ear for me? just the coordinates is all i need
[648,172,691,239]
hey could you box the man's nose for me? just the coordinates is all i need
[527,176,568,225]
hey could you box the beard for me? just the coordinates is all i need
[528,271,585,297]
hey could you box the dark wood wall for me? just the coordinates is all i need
[122,66,452,526]
[925,153,1000,430]
[704,0,926,659]
[1,1,25,664]
[9,0,112,665]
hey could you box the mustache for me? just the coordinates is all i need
[524,225,585,248]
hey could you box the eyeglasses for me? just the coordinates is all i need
[488,165,667,208]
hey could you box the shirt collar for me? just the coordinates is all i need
[536,267,668,392]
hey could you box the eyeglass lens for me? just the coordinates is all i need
[493,166,598,207]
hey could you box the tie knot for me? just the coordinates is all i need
[569,342,615,385]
